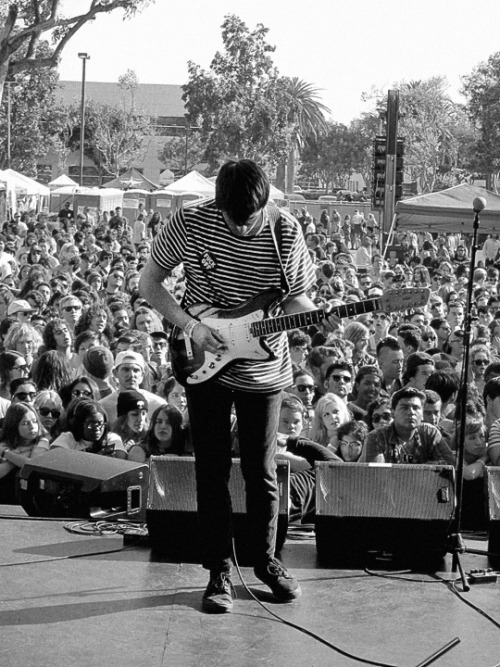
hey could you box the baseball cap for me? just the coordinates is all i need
[114,350,145,371]
[7,299,33,316]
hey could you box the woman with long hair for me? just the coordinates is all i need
[0,402,49,503]
[50,398,126,458]
[34,390,64,443]
[111,390,149,456]
[42,318,75,362]
[130,404,185,462]
[31,351,74,393]
[60,375,100,409]
[310,393,350,452]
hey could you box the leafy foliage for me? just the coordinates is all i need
[300,121,368,193]
[183,15,296,172]
[0,1,154,103]
[462,52,500,188]
[0,41,65,174]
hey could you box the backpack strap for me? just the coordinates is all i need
[267,204,291,296]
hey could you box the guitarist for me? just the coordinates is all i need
[140,159,318,614]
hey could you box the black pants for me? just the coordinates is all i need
[186,382,281,571]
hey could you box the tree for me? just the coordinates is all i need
[462,52,500,190]
[300,121,368,193]
[0,1,154,104]
[61,71,154,181]
[76,99,152,179]
[278,77,329,194]
[0,40,65,174]
[363,78,471,193]
[183,15,294,172]
[158,131,206,175]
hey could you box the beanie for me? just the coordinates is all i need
[117,390,149,417]
[83,346,114,379]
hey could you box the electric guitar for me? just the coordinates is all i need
[170,287,430,386]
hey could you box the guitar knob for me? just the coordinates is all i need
[209,362,216,369]
[215,355,222,361]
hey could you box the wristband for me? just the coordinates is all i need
[183,319,200,339]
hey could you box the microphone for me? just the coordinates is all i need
[473,197,487,213]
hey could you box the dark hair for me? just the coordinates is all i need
[336,420,368,461]
[0,351,25,389]
[73,330,102,354]
[324,361,354,383]
[9,377,37,398]
[144,404,184,456]
[425,369,460,403]
[376,336,402,357]
[391,386,426,410]
[288,329,311,349]
[365,397,392,430]
[215,159,269,225]
[0,402,44,449]
[483,377,500,407]
[424,389,441,405]
[31,351,74,393]
[397,327,421,352]
[42,318,70,351]
[280,393,306,416]
[484,362,500,384]
[60,375,100,408]
[66,398,108,449]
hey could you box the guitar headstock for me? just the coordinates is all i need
[378,288,431,312]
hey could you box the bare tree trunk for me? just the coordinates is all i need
[275,163,286,192]
[286,144,297,195]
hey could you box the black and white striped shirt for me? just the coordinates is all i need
[151,199,315,392]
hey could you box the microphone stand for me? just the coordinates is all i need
[448,198,485,592]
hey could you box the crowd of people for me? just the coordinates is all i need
[0,194,498,536]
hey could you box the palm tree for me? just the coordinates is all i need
[278,77,330,194]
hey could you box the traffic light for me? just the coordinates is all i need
[372,136,386,208]
[395,138,405,202]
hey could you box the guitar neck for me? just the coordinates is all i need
[250,297,381,337]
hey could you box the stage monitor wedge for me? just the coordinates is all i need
[18,448,149,521]
[146,456,289,564]
[315,462,456,567]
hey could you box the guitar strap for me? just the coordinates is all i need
[267,204,291,297]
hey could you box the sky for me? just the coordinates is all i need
[57,0,500,124]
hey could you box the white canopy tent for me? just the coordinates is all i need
[48,174,78,190]
[0,168,49,213]
[163,170,215,196]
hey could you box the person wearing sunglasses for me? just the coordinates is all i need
[34,390,64,443]
[469,345,492,396]
[10,378,37,406]
[289,369,316,437]
[366,398,393,432]
[0,351,28,402]
[58,295,83,334]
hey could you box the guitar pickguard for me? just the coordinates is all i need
[184,308,273,384]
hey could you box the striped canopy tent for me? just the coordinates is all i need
[395,184,500,236]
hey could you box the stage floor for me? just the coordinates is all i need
[1,506,499,667]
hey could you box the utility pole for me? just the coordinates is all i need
[78,53,90,186]
[383,89,399,237]
[6,82,11,168]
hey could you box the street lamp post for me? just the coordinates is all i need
[78,53,90,186]
[6,82,11,169]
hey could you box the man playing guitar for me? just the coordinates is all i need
[140,159,316,613]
